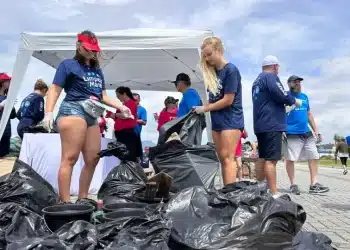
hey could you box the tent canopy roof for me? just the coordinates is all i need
[22,28,212,91]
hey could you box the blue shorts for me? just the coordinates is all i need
[57,101,98,127]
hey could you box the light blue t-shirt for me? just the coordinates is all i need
[177,88,202,117]
[135,105,147,134]
[286,92,310,134]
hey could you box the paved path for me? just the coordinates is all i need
[276,162,350,250]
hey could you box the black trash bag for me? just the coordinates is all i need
[99,141,130,160]
[7,220,98,250]
[149,140,219,193]
[163,183,306,249]
[97,161,148,204]
[158,111,206,145]
[292,231,336,250]
[103,218,171,250]
[24,125,48,134]
[0,159,58,215]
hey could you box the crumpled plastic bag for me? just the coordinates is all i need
[0,203,51,249]
[99,217,171,250]
[7,220,98,250]
[163,182,306,249]
[292,231,336,250]
[97,161,148,204]
[99,141,130,160]
[158,111,206,145]
[149,139,219,192]
[0,159,58,215]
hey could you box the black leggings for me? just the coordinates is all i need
[114,129,142,162]
[0,136,10,158]
[340,157,348,166]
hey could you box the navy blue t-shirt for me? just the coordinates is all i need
[17,93,45,127]
[208,63,244,131]
[252,72,296,134]
[53,59,106,102]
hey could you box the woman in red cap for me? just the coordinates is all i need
[43,30,132,204]
[0,73,17,158]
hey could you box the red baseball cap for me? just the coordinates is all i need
[77,34,101,52]
[0,73,11,81]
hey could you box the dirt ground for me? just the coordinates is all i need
[0,157,15,176]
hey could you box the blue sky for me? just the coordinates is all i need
[0,0,349,143]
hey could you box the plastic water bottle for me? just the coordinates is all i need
[93,200,104,225]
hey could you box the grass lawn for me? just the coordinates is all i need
[318,159,343,167]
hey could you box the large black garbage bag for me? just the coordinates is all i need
[97,161,148,204]
[0,159,58,215]
[158,111,205,145]
[98,217,171,250]
[292,231,336,250]
[99,141,130,160]
[149,140,219,193]
[0,203,50,249]
[163,182,306,249]
[7,220,98,250]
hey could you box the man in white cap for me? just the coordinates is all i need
[252,55,302,197]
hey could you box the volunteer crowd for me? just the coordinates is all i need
[0,30,334,203]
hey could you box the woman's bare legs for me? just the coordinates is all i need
[57,116,87,202]
[236,157,243,181]
[79,125,101,199]
[213,129,241,185]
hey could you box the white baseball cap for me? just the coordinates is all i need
[262,55,279,67]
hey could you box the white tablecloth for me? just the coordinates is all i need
[19,134,120,195]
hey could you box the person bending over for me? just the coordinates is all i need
[17,79,48,139]
[43,30,131,203]
[194,36,244,185]
[252,56,302,197]
[106,87,142,162]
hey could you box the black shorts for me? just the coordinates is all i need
[256,132,283,161]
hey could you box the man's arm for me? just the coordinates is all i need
[266,76,296,106]
[308,111,319,135]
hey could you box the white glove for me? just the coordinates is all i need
[193,106,205,114]
[43,112,54,132]
[285,104,296,113]
[0,99,6,107]
[294,98,303,107]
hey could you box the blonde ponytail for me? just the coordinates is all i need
[200,36,224,95]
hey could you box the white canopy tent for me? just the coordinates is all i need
[0,28,214,141]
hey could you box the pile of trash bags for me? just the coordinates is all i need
[0,113,337,249]
[0,159,336,249]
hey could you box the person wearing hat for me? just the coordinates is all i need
[172,73,202,117]
[284,75,329,195]
[43,30,132,204]
[156,96,178,131]
[252,55,302,198]
[0,73,17,158]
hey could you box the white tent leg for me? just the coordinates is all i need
[0,49,32,140]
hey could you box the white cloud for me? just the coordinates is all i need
[0,0,349,143]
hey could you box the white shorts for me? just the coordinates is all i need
[283,133,319,161]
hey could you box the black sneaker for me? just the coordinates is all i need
[290,184,301,195]
[309,183,329,194]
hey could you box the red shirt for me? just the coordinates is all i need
[106,99,137,131]
[157,108,178,131]
[98,116,106,134]
[235,130,248,156]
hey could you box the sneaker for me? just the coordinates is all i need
[309,183,329,194]
[290,184,301,195]
[344,169,348,175]
[58,201,73,205]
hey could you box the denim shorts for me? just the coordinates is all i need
[56,101,98,127]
